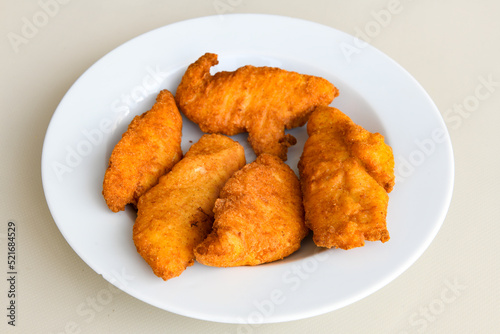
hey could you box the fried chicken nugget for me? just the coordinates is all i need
[175,53,338,160]
[194,153,308,267]
[103,90,182,212]
[298,106,395,250]
[133,134,245,280]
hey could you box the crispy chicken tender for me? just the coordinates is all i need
[194,153,308,267]
[175,53,338,160]
[298,106,395,250]
[103,90,182,212]
[133,134,245,280]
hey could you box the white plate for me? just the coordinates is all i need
[42,14,454,324]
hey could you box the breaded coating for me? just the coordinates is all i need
[103,90,182,212]
[298,106,395,250]
[133,134,245,280]
[175,53,338,160]
[194,153,308,267]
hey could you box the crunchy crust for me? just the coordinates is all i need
[195,153,308,267]
[133,134,245,280]
[175,53,338,160]
[298,106,395,249]
[102,90,182,212]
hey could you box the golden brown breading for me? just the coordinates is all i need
[133,134,245,280]
[175,53,338,160]
[194,153,308,267]
[298,106,395,250]
[102,90,182,212]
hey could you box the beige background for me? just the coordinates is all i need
[1,0,499,333]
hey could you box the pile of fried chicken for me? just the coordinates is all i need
[102,53,395,281]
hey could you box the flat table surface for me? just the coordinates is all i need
[1,1,499,333]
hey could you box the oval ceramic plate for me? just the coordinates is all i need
[42,14,454,324]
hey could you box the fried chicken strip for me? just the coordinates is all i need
[133,134,245,280]
[175,53,338,160]
[194,153,308,267]
[298,106,395,250]
[103,90,182,212]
